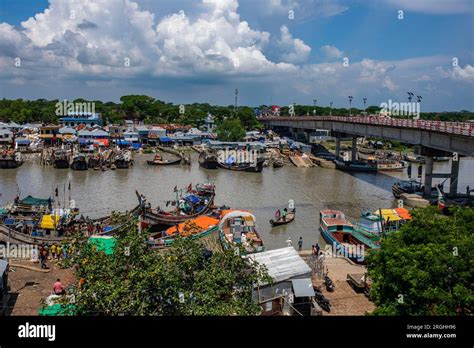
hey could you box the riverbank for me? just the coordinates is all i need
[5,259,75,315]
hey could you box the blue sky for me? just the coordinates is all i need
[0,0,473,111]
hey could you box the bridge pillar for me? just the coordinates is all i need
[424,156,434,196]
[450,158,460,195]
[351,137,357,162]
[335,137,341,160]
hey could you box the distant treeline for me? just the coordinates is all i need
[0,96,472,127]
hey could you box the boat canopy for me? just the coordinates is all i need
[374,209,402,222]
[166,216,219,236]
[20,195,51,206]
[219,210,256,229]
[394,207,412,220]
[40,214,60,229]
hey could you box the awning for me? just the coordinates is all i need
[291,278,315,298]
[374,209,402,222]
[20,195,50,206]
[115,140,130,146]
[93,139,109,147]
[39,304,77,316]
[78,138,93,145]
[15,139,30,145]
[40,214,60,229]
[159,137,173,142]
[394,207,412,220]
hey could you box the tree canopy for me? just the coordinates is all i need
[216,118,246,142]
[367,206,473,315]
[66,217,269,315]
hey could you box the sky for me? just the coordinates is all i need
[0,0,473,111]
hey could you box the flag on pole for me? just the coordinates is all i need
[437,186,446,211]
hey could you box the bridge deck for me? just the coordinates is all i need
[260,116,474,137]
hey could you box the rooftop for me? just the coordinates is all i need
[246,247,311,284]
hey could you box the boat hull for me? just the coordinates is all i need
[147,159,181,165]
[217,159,264,173]
[70,159,88,171]
[0,159,23,169]
[54,159,70,169]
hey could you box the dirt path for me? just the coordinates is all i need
[6,259,76,315]
[299,251,375,316]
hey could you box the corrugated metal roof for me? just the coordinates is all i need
[291,278,315,297]
[247,247,311,283]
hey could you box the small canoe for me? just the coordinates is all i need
[270,210,295,226]
[147,158,181,165]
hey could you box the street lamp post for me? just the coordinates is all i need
[348,96,353,116]
[329,102,333,116]
[313,99,317,116]
[363,98,367,114]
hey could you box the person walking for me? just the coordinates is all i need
[51,244,56,259]
[56,244,62,260]
[298,237,303,251]
[315,242,320,256]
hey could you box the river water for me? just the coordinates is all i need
[1,154,473,250]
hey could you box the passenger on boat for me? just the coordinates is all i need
[281,208,287,221]
[275,209,281,219]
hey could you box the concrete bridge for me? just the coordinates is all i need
[260,116,474,195]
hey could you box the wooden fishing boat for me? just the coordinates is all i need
[70,154,88,171]
[0,150,23,169]
[147,154,181,165]
[391,180,424,198]
[114,150,133,169]
[334,159,377,173]
[352,208,411,242]
[404,154,425,164]
[219,210,264,254]
[138,183,216,227]
[88,155,101,168]
[198,151,219,169]
[270,209,295,226]
[376,159,405,171]
[217,158,265,173]
[53,149,70,169]
[148,215,220,249]
[272,158,285,168]
[319,210,378,263]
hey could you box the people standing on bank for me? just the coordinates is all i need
[298,237,303,251]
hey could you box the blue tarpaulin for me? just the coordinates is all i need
[184,195,200,204]
[16,139,30,145]
[132,143,141,149]
[159,137,173,143]
[79,138,93,145]
[116,140,130,146]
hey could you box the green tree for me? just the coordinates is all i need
[367,206,474,315]
[68,217,269,315]
[216,118,246,141]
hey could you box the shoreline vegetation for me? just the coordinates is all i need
[1,96,473,127]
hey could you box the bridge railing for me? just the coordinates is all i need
[259,116,474,137]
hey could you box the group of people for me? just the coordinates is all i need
[38,243,67,269]
[274,208,288,221]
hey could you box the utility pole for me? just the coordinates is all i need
[329,102,333,116]
[234,88,238,117]
[348,96,353,116]
[313,99,317,116]
[363,98,367,113]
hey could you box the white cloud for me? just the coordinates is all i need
[320,45,343,59]
[387,0,473,14]
[262,0,348,18]
[276,25,311,63]
[437,64,474,83]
